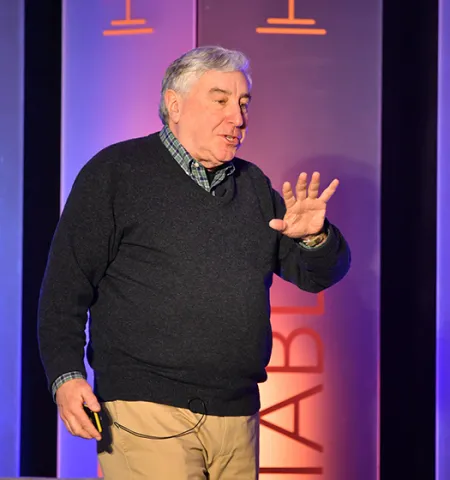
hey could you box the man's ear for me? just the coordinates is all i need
[164,89,181,123]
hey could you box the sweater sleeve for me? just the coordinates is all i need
[38,157,117,390]
[272,188,351,293]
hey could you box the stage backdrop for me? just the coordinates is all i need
[197,1,382,478]
[59,0,196,476]
[437,0,450,477]
[0,0,24,476]
[60,0,381,478]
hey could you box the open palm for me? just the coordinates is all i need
[269,172,339,239]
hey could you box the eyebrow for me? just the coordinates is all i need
[209,88,252,101]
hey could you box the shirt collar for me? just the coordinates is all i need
[159,125,235,177]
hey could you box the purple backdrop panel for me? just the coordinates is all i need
[437,0,450,477]
[198,1,382,478]
[60,0,196,476]
[0,0,24,475]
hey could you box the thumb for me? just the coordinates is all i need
[269,219,287,232]
[81,388,101,412]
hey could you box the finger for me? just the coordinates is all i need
[62,418,74,436]
[82,390,101,413]
[269,219,287,232]
[319,179,339,203]
[78,409,102,440]
[68,403,101,440]
[295,172,308,201]
[64,414,91,439]
[71,424,94,440]
[69,411,100,440]
[282,182,296,209]
[307,172,321,199]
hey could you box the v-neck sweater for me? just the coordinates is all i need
[38,132,351,416]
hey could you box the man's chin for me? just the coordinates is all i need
[216,149,238,163]
[216,157,235,165]
[203,147,238,168]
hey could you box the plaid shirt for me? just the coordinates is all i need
[159,125,235,193]
[52,371,85,398]
[51,126,236,398]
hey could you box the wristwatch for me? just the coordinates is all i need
[297,219,330,248]
[298,230,328,248]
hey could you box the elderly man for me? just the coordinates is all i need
[38,46,350,479]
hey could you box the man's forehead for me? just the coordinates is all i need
[196,71,251,95]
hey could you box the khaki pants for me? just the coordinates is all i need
[98,400,259,480]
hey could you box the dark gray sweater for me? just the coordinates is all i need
[38,133,351,416]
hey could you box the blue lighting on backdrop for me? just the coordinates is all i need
[0,0,24,475]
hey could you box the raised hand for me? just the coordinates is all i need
[269,172,339,239]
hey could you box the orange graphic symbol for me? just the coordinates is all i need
[272,291,325,315]
[260,329,325,475]
[103,0,154,36]
[268,328,324,373]
[259,385,324,475]
[256,0,327,35]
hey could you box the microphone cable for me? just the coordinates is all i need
[113,398,207,440]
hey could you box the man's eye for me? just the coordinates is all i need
[216,99,227,105]
[240,103,249,111]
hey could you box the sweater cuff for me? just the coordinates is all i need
[296,223,340,258]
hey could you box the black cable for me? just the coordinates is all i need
[113,398,207,440]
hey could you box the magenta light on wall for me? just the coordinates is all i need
[198,0,382,478]
[0,0,24,476]
[60,0,196,476]
[437,0,450,477]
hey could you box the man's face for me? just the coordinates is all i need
[167,70,251,169]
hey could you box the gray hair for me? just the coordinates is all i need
[159,46,252,124]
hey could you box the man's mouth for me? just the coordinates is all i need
[224,135,240,145]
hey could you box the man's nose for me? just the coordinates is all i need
[228,104,245,128]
